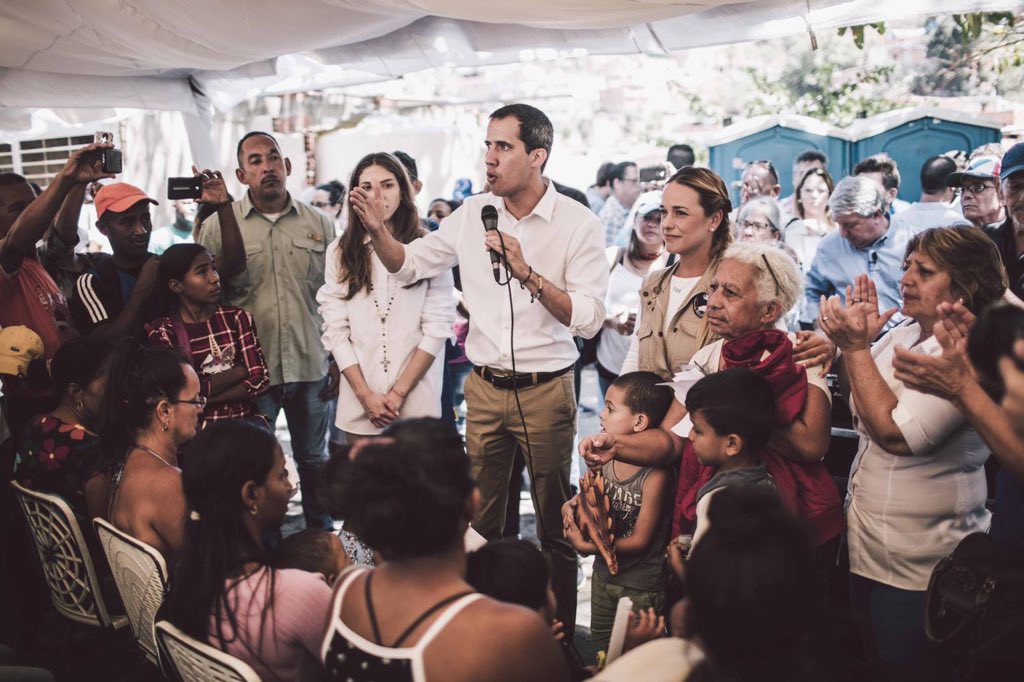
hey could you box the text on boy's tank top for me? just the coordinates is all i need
[322,567,484,682]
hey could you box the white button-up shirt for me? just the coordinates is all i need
[846,320,991,591]
[394,180,608,373]
[317,236,455,435]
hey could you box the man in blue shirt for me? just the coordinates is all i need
[801,175,908,329]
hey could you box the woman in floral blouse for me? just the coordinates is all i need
[15,336,113,519]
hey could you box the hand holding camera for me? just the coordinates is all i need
[168,166,230,204]
[61,140,118,185]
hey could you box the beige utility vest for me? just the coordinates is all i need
[635,260,719,381]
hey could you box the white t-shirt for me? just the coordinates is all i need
[670,334,832,438]
[620,275,700,375]
[596,247,669,374]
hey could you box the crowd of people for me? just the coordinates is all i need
[1,100,1024,682]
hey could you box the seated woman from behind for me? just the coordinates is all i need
[321,418,569,682]
[165,420,331,682]
[15,337,113,519]
[595,486,818,682]
[88,342,202,558]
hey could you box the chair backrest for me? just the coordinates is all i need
[155,621,262,682]
[94,517,169,664]
[9,480,117,628]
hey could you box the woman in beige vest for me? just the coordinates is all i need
[619,167,732,380]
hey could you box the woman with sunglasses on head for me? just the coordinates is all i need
[87,341,203,558]
[165,420,332,682]
[145,242,271,427]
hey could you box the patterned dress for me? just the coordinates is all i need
[14,415,102,518]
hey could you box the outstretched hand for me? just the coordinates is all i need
[892,301,975,401]
[579,432,616,468]
[349,185,391,234]
[818,274,897,352]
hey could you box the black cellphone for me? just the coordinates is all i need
[94,131,122,174]
[639,165,667,183]
[167,176,203,200]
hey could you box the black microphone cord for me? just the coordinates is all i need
[492,230,584,664]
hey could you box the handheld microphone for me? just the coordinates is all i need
[481,204,502,284]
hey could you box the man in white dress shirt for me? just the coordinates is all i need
[353,103,608,632]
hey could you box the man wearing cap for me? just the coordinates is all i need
[0,143,115,359]
[989,142,1024,299]
[947,155,1006,231]
[68,182,163,338]
[198,131,337,530]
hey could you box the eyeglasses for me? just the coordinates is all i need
[173,396,208,410]
[960,183,995,195]
[310,201,331,208]
[739,220,774,232]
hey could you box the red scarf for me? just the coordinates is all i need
[671,330,844,546]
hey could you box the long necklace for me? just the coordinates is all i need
[370,280,397,373]
[133,444,175,468]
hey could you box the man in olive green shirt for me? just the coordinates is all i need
[200,131,338,529]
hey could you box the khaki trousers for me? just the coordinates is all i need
[464,368,578,630]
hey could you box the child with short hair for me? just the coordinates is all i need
[563,371,674,654]
[684,368,778,551]
[271,529,349,585]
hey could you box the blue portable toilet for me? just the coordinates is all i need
[850,108,1002,203]
[707,115,851,208]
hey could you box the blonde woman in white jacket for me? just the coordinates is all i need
[317,153,455,441]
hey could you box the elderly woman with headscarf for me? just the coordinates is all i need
[818,226,1006,682]
[582,241,842,551]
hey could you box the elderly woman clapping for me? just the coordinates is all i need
[582,242,842,548]
[818,226,1006,682]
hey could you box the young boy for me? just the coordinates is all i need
[685,368,778,551]
[271,528,349,585]
[562,371,674,654]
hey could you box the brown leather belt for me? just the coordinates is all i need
[472,364,573,390]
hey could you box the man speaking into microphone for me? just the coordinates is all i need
[351,103,607,631]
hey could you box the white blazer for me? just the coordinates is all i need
[317,236,455,435]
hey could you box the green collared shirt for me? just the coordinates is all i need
[199,192,335,386]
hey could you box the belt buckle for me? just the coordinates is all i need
[488,367,513,380]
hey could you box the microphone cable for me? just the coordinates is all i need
[491,227,586,666]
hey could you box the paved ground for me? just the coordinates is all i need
[277,365,606,663]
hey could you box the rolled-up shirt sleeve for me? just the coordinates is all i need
[416,267,457,357]
[316,240,359,370]
[565,215,608,339]
[891,387,965,456]
[394,220,460,285]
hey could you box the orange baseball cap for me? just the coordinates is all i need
[95,182,158,219]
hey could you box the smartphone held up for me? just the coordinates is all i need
[94,131,122,174]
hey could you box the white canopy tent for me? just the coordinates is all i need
[2,1,1019,147]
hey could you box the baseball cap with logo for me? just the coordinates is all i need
[0,326,44,377]
[1001,142,1024,183]
[94,182,159,220]
[946,156,1001,187]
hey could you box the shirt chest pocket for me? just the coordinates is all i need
[290,235,327,284]
[237,243,266,292]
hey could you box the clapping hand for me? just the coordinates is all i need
[892,300,976,401]
[818,274,898,352]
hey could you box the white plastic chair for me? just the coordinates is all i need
[9,481,128,630]
[155,621,261,682]
[93,517,169,665]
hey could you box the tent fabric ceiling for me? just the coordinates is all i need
[0,0,1019,130]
